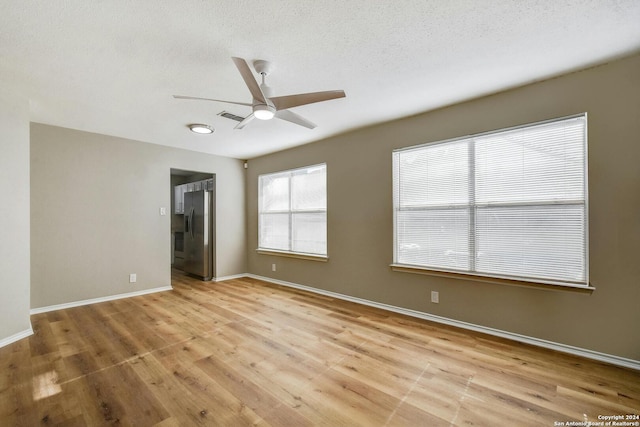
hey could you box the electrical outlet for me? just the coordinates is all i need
[272,263,277,272]
[159,207,166,216]
[431,291,439,304]
[129,273,137,283]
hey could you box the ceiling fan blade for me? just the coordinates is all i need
[270,90,345,111]
[234,113,255,130]
[173,95,252,107]
[275,109,317,129]
[231,57,267,104]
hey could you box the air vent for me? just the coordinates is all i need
[217,111,246,122]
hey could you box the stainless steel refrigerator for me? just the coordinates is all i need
[183,190,213,280]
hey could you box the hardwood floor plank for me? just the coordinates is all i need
[458,381,567,426]
[130,352,256,426]
[154,349,267,426]
[331,343,432,400]
[0,340,40,426]
[195,354,315,427]
[295,366,418,427]
[48,316,88,358]
[29,316,58,358]
[70,361,168,426]
[32,379,84,425]
[1,269,638,426]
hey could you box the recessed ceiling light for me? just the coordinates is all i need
[188,124,214,134]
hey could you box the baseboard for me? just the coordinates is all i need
[245,274,640,371]
[0,326,34,349]
[213,273,248,282]
[30,286,173,315]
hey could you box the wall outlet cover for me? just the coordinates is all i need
[431,291,439,303]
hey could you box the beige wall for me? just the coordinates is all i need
[247,54,640,361]
[0,88,32,342]
[30,124,246,309]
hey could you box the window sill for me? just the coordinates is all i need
[256,249,329,262]
[390,264,595,294]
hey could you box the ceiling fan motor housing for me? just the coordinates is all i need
[260,83,274,98]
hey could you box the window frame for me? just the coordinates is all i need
[392,114,591,291]
[258,163,328,260]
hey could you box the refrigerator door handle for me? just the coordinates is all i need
[184,208,190,235]
[189,207,195,239]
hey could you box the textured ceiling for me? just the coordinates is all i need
[1,1,639,159]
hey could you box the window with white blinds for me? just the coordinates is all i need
[393,114,588,286]
[259,164,327,256]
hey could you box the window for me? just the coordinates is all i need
[393,114,588,287]
[259,164,327,256]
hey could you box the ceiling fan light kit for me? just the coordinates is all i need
[253,104,275,120]
[174,56,346,130]
[188,124,214,134]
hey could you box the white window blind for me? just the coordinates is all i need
[259,164,327,256]
[393,114,588,286]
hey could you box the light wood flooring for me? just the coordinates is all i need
[1,270,639,426]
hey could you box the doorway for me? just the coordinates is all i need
[170,169,216,280]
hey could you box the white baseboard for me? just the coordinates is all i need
[0,326,34,349]
[213,273,248,282]
[30,286,173,315]
[245,274,640,371]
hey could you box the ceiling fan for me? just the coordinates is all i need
[174,57,346,130]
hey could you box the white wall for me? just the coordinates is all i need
[0,88,32,344]
[30,124,246,309]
